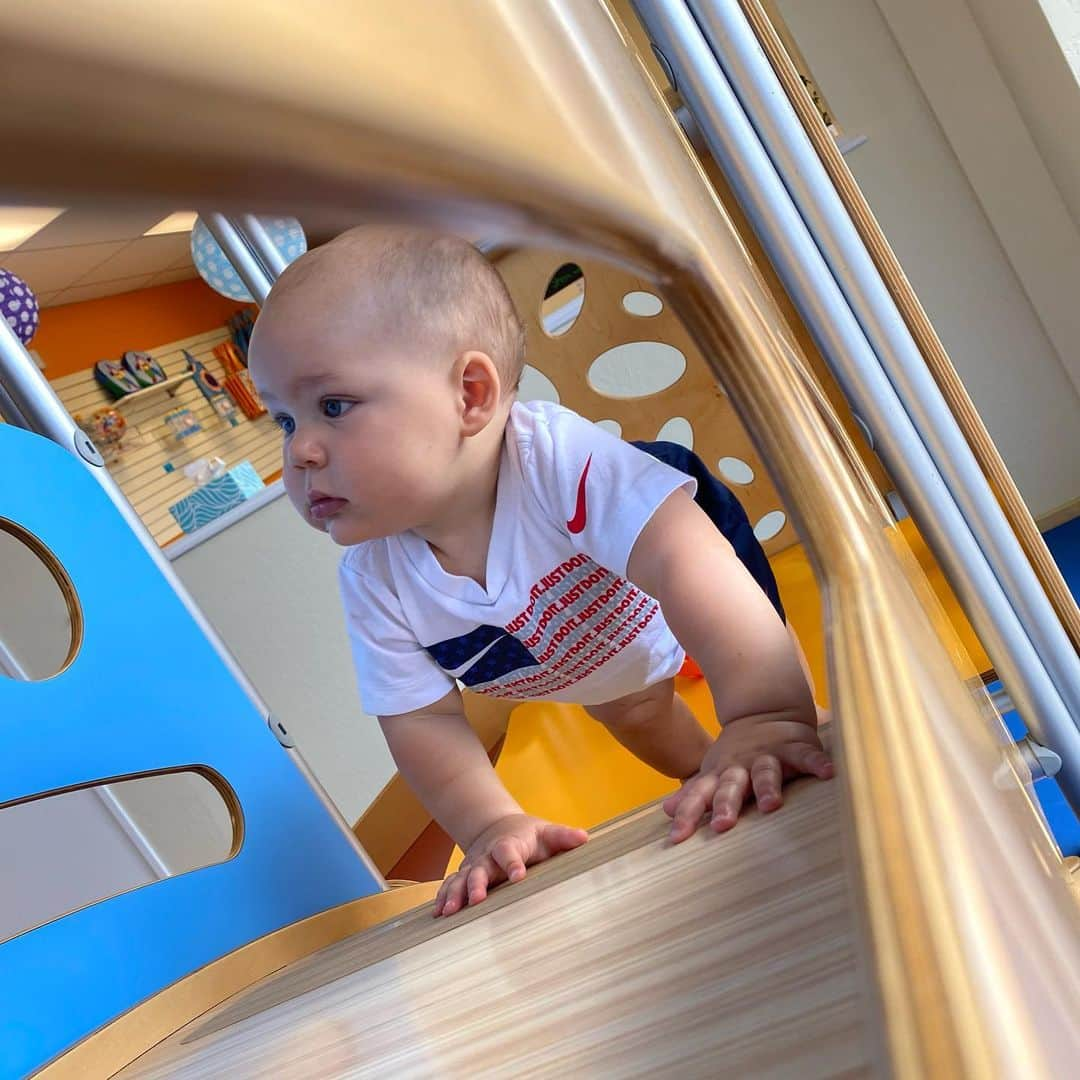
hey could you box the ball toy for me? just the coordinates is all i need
[0,267,40,345]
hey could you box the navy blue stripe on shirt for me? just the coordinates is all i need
[425,624,504,670]
[425,625,540,686]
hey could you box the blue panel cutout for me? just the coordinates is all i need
[0,425,381,1078]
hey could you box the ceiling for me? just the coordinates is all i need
[0,206,198,309]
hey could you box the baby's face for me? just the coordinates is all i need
[250,303,463,546]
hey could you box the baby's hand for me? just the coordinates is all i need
[434,814,589,918]
[663,717,833,842]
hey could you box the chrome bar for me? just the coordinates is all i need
[237,214,291,278]
[0,375,32,430]
[631,0,1080,812]
[689,0,1080,746]
[202,213,275,305]
[0,315,102,464]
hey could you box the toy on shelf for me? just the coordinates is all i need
[94,358,142,399]
[186,351,238,427]
[121,350,168,388]
[213,341,266,419]
[227,309,255,359]
[74,407,129,462]
[164,408,201,441]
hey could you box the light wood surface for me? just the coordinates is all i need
[35,883,440,1080]
[118,778,866,1079]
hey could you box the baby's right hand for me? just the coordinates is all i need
[434,813,588,918]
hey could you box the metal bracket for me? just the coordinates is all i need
[72,428,104,468]
[1016,736,1063,782]
[267,714,295,749]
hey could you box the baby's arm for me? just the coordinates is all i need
[627,488,833,838]
[380,687,588,915]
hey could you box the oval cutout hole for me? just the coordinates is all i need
[656,416,693,449]
[0,769,240,944]
[540,263,585,337]
[595,419,623,438]
[717,457,754,486]
[518,364,561,404]
[754,510,787,542]
[622,290,663,317]
[0,519,81,681]
[588,342,687,399]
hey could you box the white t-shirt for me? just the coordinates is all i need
[338,400,697,716]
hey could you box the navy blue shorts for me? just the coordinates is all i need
[632,440,786,623]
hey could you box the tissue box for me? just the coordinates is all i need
[169,461,265,534]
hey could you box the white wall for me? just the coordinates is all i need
[1038,0,1080,80]
[779,0,1080,520]
[172,492,394,826]
[0,787,156,943]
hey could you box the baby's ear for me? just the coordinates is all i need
[458,350,502,435]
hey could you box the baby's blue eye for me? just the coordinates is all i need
[321,398,354,419]
[273,413,295,436]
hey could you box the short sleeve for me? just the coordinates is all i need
[338,553,455,717]
[514,402,696,576]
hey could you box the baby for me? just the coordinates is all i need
[250,225,832,917]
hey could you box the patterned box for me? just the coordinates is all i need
[169,461,265,534]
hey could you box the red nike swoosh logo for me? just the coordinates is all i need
[567,455,592,534]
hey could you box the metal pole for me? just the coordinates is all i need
[631,0,1080,812]
[202,213,275,305]
[237,214,290,278]
[0,376,32,431]
[688,0,1080,735]
[0,316,104,466]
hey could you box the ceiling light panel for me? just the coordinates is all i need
[0,207,66,252]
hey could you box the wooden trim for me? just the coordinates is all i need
[738,0,1080,654]
[34,882,440,1080]
[1038,496,1080,534]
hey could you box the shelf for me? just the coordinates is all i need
[112,372,195,409]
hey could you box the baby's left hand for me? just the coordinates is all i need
[663,716,833,842]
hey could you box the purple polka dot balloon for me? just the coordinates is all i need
[0,267,40,346]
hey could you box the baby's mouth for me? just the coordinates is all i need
[308,492,348,520]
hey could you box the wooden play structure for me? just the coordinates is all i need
[1,1,1079,1076]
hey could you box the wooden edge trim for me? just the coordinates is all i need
[34,881,440,1080]
[738,0,1080,654]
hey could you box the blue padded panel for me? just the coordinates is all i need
[0,425,380,1078]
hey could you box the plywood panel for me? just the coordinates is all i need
[498,250,801,553]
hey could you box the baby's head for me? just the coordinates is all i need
[250,225,525,545]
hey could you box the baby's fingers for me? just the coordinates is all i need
[709,766,750,833]
[466,864,492,908]
[669,773,721,843]
[491,837,529,885]
[435,871,468,918]
[750,754,783,813]
[777,741,835,780]
[662,788,684,819]
[537,823,590,859]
